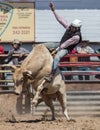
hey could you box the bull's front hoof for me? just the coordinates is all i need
[67,118,76,122]
[44,75,53,82]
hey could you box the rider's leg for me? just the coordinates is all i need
[45,49,68,82]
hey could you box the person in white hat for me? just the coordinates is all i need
[76,39,94,80]
[5,39,29,65]
[45,2,82,82]
[76,39,94,54]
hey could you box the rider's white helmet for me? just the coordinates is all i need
[71,19,82,28]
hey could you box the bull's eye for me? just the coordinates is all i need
[20,78,23,83]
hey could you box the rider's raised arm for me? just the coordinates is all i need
[49,2,69,29]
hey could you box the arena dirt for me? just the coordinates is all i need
[0,82,100,130]
[0,116,100,130]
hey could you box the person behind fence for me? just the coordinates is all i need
[95,48,100,79]
[5,39,29,65]
[45,2,82,82]
[0,45,5,55]
[76,39,94,80]
[0,45,5,64]
[0,45,5,84]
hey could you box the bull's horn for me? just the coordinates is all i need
[23,71,33,79]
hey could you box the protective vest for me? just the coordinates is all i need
[60,28,82,52]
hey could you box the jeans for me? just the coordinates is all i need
[52,49,68,74]
[96,67,100,71]
[95,67,100,79]
[78,67,90,80]
[43,42,59,49]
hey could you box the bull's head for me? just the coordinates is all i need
[11,65,33,95]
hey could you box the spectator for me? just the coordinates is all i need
[5,39,29,65]
[76,40,95,80]
[95,67,100,79]
[0,45,5,64]
[0,45,5,54]
[95,48,100,79]
[0,45,5,85]
[77,40,94,54]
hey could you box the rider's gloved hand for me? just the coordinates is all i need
[49,2,55,12]
[51,46,61,55]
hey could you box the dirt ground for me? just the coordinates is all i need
[0,116,100,130]
[0,86,100,130]
[0,99,100,130]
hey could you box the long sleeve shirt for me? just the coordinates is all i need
[53,11,80,51]
[8,47,29,65]
[8,47,29,56]
[77,46,95,54]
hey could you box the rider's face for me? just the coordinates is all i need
[70,26,77,32]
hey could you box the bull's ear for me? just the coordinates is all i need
[23,71,33,80]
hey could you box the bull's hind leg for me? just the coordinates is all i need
[56,91,70,121]
[42,94,55,120]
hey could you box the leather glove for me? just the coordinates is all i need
[51,49,57,55]
[49,2,55,12]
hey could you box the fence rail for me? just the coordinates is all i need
[59,53,100,83]
[0,53,100,90]
[31,91,100,117]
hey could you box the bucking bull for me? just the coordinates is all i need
[7,44,70,121]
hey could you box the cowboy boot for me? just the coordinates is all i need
[44,73,55,82]
[44,69,57,82]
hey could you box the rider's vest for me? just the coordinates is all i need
[60,28,82,52]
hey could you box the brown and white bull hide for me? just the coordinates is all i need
[11,44,70,121]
